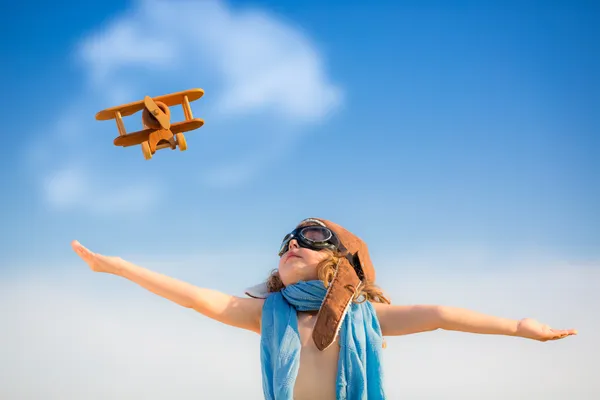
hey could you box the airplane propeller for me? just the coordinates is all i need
[142,96,171,130]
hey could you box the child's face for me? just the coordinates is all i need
[277,239,330,286]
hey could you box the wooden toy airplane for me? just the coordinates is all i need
[95,88,205,160]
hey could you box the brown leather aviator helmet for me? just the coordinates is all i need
[245,217,375,351]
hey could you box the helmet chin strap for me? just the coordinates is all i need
[312,253,362,351]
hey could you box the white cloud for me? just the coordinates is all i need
[78,16,177,85]
[1,252,598,399]
[77,0,342,122]
[41,165,161,215]
[43,167,87,207]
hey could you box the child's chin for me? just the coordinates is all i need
[279,272,301,287]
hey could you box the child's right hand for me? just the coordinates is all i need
[71,240,126,275]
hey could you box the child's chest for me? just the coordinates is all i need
[296,311,339,347]
[294,312,339,400]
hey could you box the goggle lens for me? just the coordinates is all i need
[301,226,332,242]
[278,226,336,256]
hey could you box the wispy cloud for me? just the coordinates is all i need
[77,0,342,122]
[41,165,161,215]
[29,0,342,214]
[2,252,597,399]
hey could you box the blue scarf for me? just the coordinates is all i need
[260,280,386,400]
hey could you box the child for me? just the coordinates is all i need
[71,217,577,400]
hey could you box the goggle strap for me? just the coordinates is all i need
[298,218,327,227]
[344,251,366,281]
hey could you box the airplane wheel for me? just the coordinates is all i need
[141,141,152,160]
[176,133,187,151]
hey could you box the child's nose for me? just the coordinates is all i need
[288,239,299,250]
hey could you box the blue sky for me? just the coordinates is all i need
[2,0,598,269]
[1,1,599,397]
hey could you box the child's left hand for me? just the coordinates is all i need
[516,318,577,341]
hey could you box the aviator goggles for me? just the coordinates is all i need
[278,225,341,257]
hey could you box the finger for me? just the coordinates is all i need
[71,241,95,260]
[551,328,577,336]
[554,333,567,339]
[72,240,90,253]
[548,331,575,340]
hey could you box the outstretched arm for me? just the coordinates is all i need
[71,240,264,334]
[373,303,577,341]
